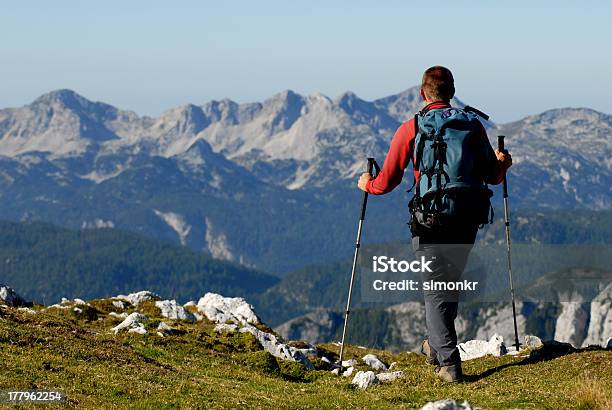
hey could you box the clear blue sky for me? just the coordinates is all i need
[1,1,610,122]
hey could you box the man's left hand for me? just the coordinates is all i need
[357,172,373,192]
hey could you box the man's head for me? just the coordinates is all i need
[420,66,455,103]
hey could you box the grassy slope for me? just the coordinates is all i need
[0,304,610,409]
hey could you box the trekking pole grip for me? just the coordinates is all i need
[358,158,375,221]
[366,157,375,175]
[497,135,505,152]
[497,135,509,198]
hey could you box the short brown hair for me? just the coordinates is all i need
[422,66,455,102]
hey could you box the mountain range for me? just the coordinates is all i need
[0,88,610,274]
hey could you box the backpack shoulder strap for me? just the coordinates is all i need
[463,105,490,121]
[407,114,419,193]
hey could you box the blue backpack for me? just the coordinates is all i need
[408,106,494,231]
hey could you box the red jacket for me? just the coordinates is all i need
[366,102,505,195]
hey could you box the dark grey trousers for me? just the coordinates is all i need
[412,225,478,366]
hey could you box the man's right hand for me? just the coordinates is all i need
[495,149,512,170]
[357,172,373,192]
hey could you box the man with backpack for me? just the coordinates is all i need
[357,66,512,383]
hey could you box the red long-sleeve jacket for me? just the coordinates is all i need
[366,102,505,195]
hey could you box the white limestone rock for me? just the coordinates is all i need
[524,335,544,349]
[293,344,318,358]
[421,400,475,410]
[128,326,147,335]
[362,354,388,371]
[109,312,128,319]
[0,284,28,307]
[114,290,160,306]
[197,293,260,325]
[46,304,70,310]
[376,371,403,383]
[342,366,354,377]
[112,300,127,310]
[351,370,378,390]
[155,300,196,321]
[238,324,313,369]
[214,323,238,333]
[111,312,148,334]
[157,321,173,331]
[458,334,507,361]
[342,359,357,367]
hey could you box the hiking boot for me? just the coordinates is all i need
[434,364,463,383]
[419,339,439,366]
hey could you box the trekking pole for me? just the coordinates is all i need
[338,157,376,374]
[498,136,521,351]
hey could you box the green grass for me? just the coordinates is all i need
[0,303,610,409]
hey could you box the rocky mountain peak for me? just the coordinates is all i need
[261,89,306,133]
[32,89,116,116]
[335,91,367,113]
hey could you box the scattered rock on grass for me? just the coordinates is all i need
[155,300,196,321]
[342,366,354,377]
[239,324,313,369]
[351,370,378,389]
[112,300,127,310]
[362,354,388,371]
[128,326,147,335]
[114,290,159,306]
[458,334,506,361]
[109,312,128,319]
[524,335,544,349]
[420,400,475,410]
[156,321,183,336]
[214,323,238,333]
[157,321,172,332]
[197,293,260,325]
[376,371,403,383]
[111,312,148,334]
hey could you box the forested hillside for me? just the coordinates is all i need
[0,220,278,304]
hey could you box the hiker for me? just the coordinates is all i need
[357,66,512,383]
